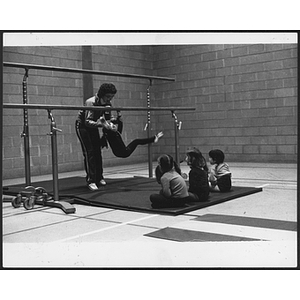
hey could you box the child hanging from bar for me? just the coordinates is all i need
[99,109,163,158]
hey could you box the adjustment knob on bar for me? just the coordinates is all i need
[52,127,62,133]
[178,121,182,130]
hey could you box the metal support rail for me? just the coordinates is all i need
[3,62,175,82]
[3,103,194,112]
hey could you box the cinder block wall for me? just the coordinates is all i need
[2,44,297,180]
[3,46,155,179]
[151,44,297,163]
[3,46,83,179]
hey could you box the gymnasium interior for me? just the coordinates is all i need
[2,33,297,269]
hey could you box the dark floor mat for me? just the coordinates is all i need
[144,227,264,242]
[3,176,262,215]
[193,214,297,231]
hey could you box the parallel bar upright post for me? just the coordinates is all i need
[22,69,31,186]
[172,111,180,165]
[147,81,153,178]
[48,110,60,201]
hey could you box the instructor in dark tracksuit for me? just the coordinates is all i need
[75,83,117,191]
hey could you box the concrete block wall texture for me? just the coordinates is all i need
[2,43,297,180]
[3,46,83,179]
[151,44,297,164]
[3,45,155,179]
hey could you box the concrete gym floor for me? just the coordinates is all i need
[2,161,297,268]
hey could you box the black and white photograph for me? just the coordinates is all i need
[2,31,297,270]
[1,0,299,292]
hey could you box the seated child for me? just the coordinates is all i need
[185,147,210,201]
[150,154,190,208]
[208,149,232,192]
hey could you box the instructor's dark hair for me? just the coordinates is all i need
[208,149,225,164]
[97,83,117,98]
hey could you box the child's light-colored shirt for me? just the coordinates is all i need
[209,162,232,192]
[209,163,231,181]
[160,169,189,198]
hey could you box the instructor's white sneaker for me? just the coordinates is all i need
[99,179,106,186]
[88,183,98,191]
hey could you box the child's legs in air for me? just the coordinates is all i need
[106,130,161,158]
[123,136,155,158]
[106,130,127,157]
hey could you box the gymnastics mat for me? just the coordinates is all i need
[3,176,262,215]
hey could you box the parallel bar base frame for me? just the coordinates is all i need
[3,193,76,214]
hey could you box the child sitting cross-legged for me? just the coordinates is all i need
[150,154,191,208]
[208,149,232,192]
[185,147,210,202]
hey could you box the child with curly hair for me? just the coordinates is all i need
[185,147,210,201]
[76,83,117,191]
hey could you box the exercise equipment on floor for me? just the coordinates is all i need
[9,185,75,214]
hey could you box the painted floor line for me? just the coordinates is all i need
[257,184,270,188]
[233,178,296,183]
[52,214,158,243]
[255,183,296,189]
[268,184,297,187]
